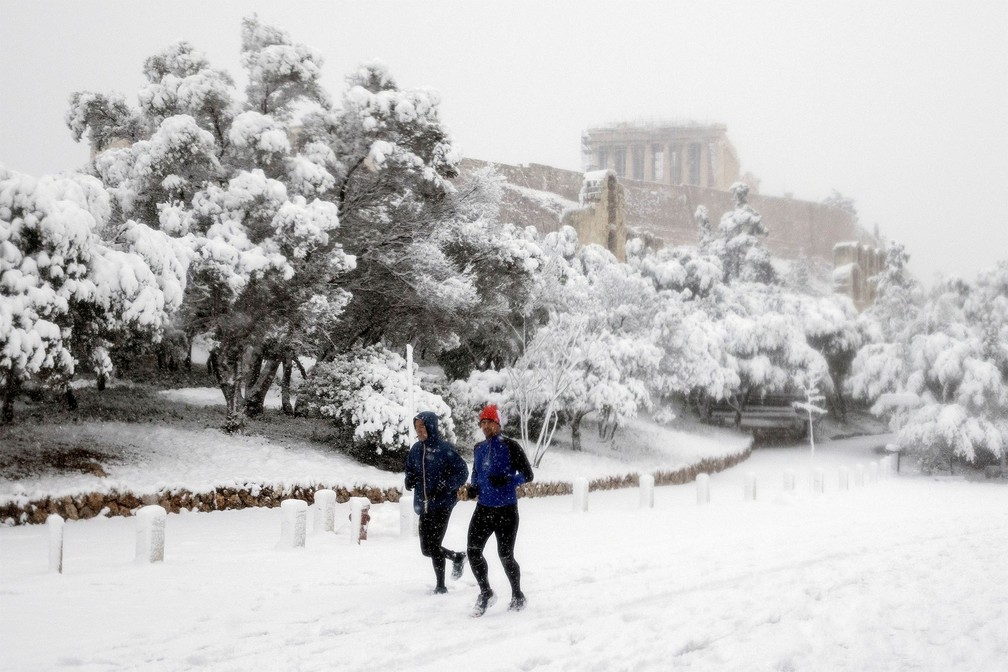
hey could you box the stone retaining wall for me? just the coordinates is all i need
[2,446,751,526]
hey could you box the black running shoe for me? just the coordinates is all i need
[471,590,496,617]
[508,593,527,611]
[451,554,466,580]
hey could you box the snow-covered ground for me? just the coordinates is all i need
[3,427,1006,671]
[1,388,751,507]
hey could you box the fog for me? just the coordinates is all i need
[2,0,1005,283]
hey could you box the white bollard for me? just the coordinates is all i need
[135,505,167,563]
[400,488,418,538]
[48,514,64,574]
[744,472,757,502]
[869,461,879,484]
[349,497,371,544]
[880,455,892,478]
[812,468,824,494]
[783,469,796,492]
[855,463,865,487]
[314,489,337,533]
[696,473,710,505]
[280,499,308,549]
[572,477,589,512]
[838,466,849,490]
[639,474,655,508]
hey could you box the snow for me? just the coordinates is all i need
[3,418,1008,671]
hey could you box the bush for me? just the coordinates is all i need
[297,345,454,460]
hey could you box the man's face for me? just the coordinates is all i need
[479,418,499,439]
[414,418,428,441]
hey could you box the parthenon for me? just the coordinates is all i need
[581,121,748,191]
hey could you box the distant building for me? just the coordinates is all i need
[581,121,758,192]
[560,170,627,262]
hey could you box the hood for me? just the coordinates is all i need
[414,411,441,445]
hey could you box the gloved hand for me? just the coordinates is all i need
[489,474,509,487]
[404,474,416,491]
[466,483,480,500]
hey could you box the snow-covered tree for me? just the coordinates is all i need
[505,311,592,467]
[435,168,544,378]
[822,190,859,223]
[793,371,828,460]
[1,168,185,421]
[866,241,921,341]
[558,246,661,449]
[852,266,1007,472]
[295,61,481,356]
[650,298,739,419]
[711,285,829,426]
[782,292,866,421]
[66,18,354,425]
[715,182,776,284]
[626,236,723,301]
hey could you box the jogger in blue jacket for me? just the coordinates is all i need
[404,411,469,594]
[466,404,535,616]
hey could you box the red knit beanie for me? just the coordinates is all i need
[479,404,500,425]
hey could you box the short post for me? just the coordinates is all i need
[280,499,308,549]
[855,463,865,487]
[349,497,371,544]
[314,489,337,533]
[838,466,849,491]
[783,469,796,492]
[744,472,757,502]
[572,477,589,512]
[135,505,167,563]
[885,443,901,474]
[696,473,710,505]
[400,486,417,537]
[880,455,892,478]
[639,474,655,509]
[48,514,65,574]
[812,468,824,494]
[869,461,879,484]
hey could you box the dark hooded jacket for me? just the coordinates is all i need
[404,411,469,515]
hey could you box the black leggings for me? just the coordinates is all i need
[467,503,521,596]
[418,507,460,586]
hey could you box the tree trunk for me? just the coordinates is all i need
[292,356,310,416]
[2,372,19,424]
[64,386,78,411]
[570,411,586,452]
[212,344,246,429]
[184,336,193,372]
[97,373,107,391]
[244,357,282,417]
[244,348,264,394]
[280,357,294,416]
[832,371,848,422]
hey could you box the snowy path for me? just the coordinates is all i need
[2,435,1007,671]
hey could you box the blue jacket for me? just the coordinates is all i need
[471,434,534,508]
[404,412,469,515]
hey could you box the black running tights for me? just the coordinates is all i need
[467,503,521,596]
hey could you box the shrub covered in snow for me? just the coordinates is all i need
[296,345,454,463]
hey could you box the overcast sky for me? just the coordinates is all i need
[2,1,1006,283]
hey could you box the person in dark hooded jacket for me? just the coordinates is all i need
[404,411,469,594]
